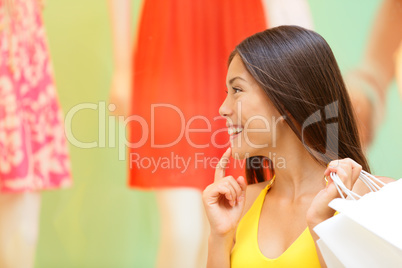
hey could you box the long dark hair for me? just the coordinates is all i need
[228,26,370,184]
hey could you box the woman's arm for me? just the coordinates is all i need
[396,42,402,97]
[347,0,402,148]
[203,148,247,268]
[261,0,314,29]
[108,0,137,117]
[109,0,132,72]
[206,232,235,268]
[306,159,363,267]
[306,158,395,267]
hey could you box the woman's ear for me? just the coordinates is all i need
[281,109,303,133]
[280,110,292,124]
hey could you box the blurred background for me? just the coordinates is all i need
[36,0,401,267]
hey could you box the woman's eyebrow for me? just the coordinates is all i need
[228,76,247,85]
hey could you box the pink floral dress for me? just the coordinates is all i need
[0,0,71,192]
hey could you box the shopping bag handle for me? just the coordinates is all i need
[330,170,387,200]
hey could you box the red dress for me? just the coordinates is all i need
[129,0,266,190]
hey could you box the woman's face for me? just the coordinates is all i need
[220,54,284,159]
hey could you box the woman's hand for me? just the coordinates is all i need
[202,147,247,237]
[307,158,362,228]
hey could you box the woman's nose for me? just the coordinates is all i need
[219,96,232,117]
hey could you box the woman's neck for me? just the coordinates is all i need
[266,136,327,200]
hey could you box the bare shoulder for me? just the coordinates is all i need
[241,181,270,217]
[376,176,396,184]
[353,175,396,195]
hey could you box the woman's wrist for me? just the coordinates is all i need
[307,218,324,230]
[207,233,234,268]
[209,229,235,247]
[210,228,235,240]
[208,232,235,259]
[306,209,335,230]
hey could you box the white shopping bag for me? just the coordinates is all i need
[314,172,402,268]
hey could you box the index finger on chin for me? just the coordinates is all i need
[214,147,232,181]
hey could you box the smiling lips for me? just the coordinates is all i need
[227,126,243,136]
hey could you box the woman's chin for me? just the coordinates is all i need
[230,146,248,160]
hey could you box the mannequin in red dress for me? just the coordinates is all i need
[108,0,312,267]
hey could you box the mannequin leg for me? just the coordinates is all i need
[0,192,41,268]
[155,188,209,268]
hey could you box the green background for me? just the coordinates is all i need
[37,0,401,267]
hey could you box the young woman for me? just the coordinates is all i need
[108,0,313,267]
[202,26,393,267]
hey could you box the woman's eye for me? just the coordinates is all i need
[233,87,242,93]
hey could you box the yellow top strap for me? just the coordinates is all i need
[231,179,321,268]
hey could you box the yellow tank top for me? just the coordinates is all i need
[231,183,321,268]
